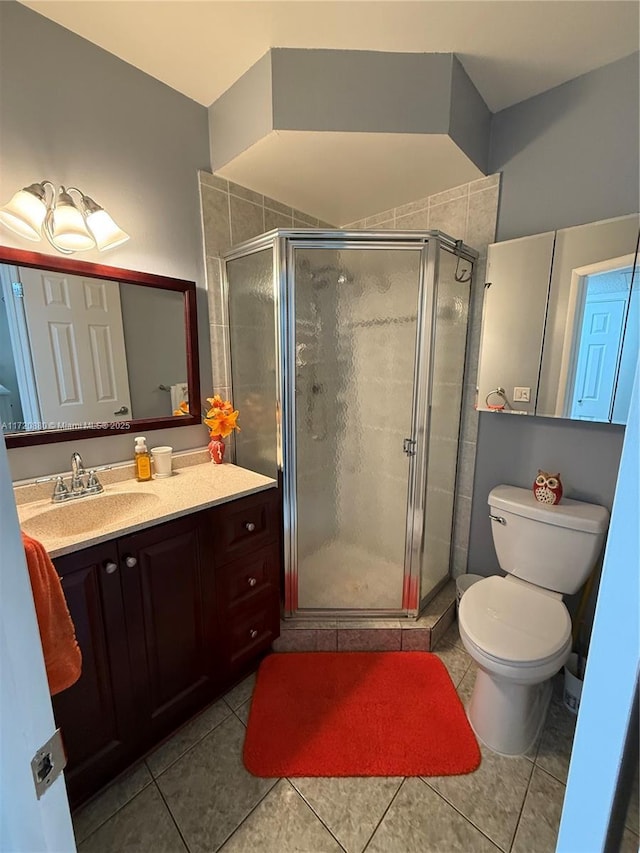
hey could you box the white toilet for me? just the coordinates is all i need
[458,484,609,756]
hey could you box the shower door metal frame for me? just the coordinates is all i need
[282,232,437,619]
[223,229,477,620]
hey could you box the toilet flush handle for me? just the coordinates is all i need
[489,514,506,525]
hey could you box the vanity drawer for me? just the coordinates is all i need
[218,544,279,612]
[214,489,279,562]
[223,595,280,671]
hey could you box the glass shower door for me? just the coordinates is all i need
[291,245,423,612]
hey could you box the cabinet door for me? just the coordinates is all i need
[120,515,218,744]
[52,542,136,807]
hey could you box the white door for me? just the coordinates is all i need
[0,430,76,851]
[570,296,627,420]
[19,267,132,427]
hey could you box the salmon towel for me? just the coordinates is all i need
[21,532,82,695]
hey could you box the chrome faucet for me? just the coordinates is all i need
[70,451,86,493]
[34,452,111,503]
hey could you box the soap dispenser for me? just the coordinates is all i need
[134,436,152,482]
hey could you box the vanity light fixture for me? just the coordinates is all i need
[0,181,129,254]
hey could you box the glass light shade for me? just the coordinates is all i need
[0,188,46,241]
[85,208,130,251]
[50,199,96,251]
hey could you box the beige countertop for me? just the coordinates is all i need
[15,454,276,558]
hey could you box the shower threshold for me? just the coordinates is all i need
[277,580,456,653]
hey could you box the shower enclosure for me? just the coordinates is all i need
[223,231,476,618]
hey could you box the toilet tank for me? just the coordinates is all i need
[488,485,609,595]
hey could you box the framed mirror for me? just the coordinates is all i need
[0,246,201,447]
[477,214,639,424]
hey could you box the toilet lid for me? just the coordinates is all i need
[460,576,571,664]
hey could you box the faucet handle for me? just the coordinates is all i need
[86,470,105,494]
[52,477,69,503]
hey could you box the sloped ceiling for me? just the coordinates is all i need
[18,1,639,221]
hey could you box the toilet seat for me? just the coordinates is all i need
[458,576,572,665]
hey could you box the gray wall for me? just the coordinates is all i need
[271,49,452,133]
[208,51,273,171]
[471,52,639,581]
[210,49,491,173]
[490,52,639,242]
[119,285,188,420]
[0,2,212,480]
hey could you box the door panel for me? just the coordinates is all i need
[292,246,422,612]
[19,267,132,425]
[52,543,136,807]
[120,516,216,742]
[570,297,627,420]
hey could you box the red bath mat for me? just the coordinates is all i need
[243,651,480,777]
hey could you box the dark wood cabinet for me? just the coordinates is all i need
[217,543,281,674]
[52,487,280,808]
[52,542,137,806]
[119,515,219,745]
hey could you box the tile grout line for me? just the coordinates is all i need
[284,780,349,853]
[361,777,407,852]
[72,766,155,847]
[209,778,281,853]
[419,776,504,851]
[506,756,538,852]
[151,777,192,853]
[147,703,235,780]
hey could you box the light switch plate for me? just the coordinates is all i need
[513,386,531,402]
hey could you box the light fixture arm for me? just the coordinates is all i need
[39,181,76,255]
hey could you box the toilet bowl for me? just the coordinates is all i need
[459,575,572,754]
[457,485,609,756]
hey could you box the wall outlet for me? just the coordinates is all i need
[513,386,531,402]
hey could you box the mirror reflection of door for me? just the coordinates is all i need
[13,267,132,428]
[557,257,635,421]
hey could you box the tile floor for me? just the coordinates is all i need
[72,621,640,853]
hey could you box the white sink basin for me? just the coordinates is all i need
[21,491,161,540]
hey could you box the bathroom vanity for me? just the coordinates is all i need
[16,461,281,808]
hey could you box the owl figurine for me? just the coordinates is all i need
[533,471,563,505]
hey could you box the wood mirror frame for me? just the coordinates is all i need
[1,246,201,448]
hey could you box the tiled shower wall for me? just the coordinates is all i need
[198,170,333,403]
[200,170,500,583]
[343,174,501,577]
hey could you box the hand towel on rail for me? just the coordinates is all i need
[21,532,82,695]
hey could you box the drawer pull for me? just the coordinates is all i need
[247,576,258,587]
[104,561,118,575]
[249,628,258,639]
[124,555,138,568]
[244,522,256,532]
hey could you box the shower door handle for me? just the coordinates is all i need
[403,438,416,456]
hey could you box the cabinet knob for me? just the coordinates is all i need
[124,555,138,568]
[249,628,258,639]
[104,561,118,574]
[247,576,257,587]
[244,522,256,532]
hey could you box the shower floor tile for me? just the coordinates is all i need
[297,540,404,610]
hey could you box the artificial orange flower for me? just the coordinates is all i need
[204,408,241,438]
[206,395,233,415]
[175,393,241,437]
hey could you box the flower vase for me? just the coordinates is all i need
[208,434,225,464]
